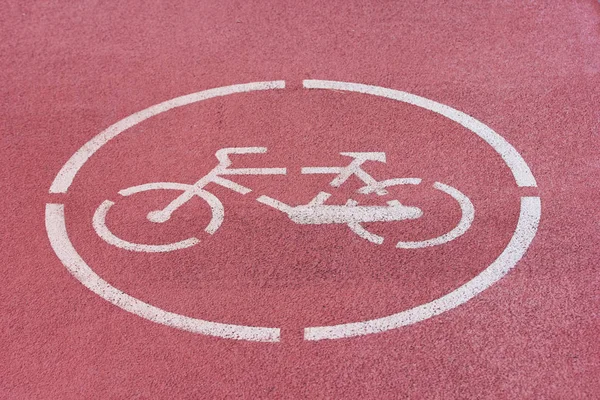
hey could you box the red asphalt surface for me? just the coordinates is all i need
[2,1,599,398]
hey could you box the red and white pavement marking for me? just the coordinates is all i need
[2,1,599,398]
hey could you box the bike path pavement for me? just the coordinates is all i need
[1,1,599,398]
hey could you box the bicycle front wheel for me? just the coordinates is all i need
[92,182,224,253]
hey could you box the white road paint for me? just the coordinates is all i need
[396,182,475,249]
[303,80,537,188]
[93,181,226,252]
[97,148,467,251]
[348,221,384,244]
[145,147,286,224]
[287,199,422,225]
[304,196,541,340]
[301,154,474,247]
[303,152,391,195]
[49,82,286,194]
[46,203,280,342]
[93,200,200,252]
[46,79,541,341]
[118,182,225,233]
[258,190,424,245]
[94,148,286,253]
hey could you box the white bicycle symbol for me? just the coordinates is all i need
[93,147,474,252]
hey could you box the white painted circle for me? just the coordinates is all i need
[46,80,541,341]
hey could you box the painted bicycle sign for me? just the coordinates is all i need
[93,147,474,252]
[46,79,540,342]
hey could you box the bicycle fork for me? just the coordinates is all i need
[147,147,287,223]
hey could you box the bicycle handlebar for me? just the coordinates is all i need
[215,147,267,167]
